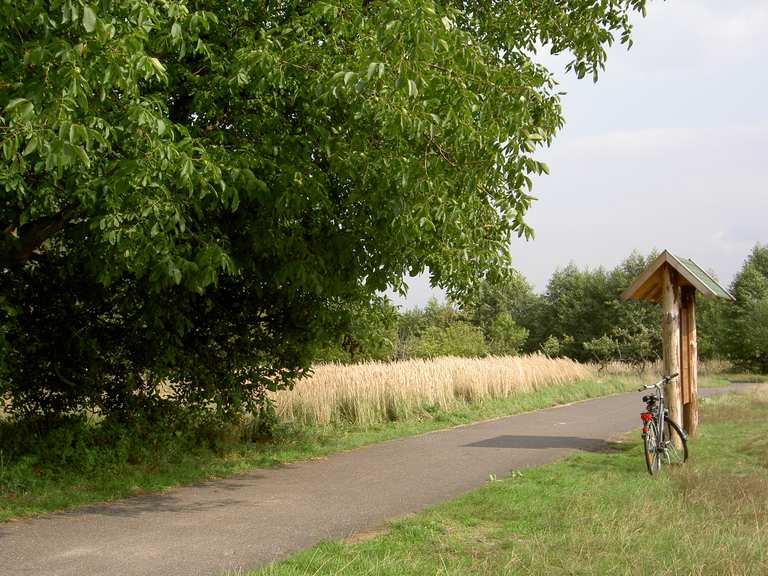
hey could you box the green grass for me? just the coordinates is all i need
[252,386,768,576]
[0,374,760,523]
[707,372,768,386]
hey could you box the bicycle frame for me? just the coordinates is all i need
[642,379,666,441]
[639,373,686,474]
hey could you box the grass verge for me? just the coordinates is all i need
[0,374,758,523]
[706,372,768,386]
[252,385,768,576]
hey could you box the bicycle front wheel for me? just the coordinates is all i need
[643,420,662,475]
[662,419,688,467]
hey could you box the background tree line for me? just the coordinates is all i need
[319,246,768,374]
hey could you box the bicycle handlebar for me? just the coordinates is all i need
[637,373,679,392]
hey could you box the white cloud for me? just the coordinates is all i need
[639,0,768,70]
[650,0,768,46]
[549,125,768,159]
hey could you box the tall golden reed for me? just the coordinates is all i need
[271,354,593,426]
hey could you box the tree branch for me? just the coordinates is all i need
[1,205,80,267]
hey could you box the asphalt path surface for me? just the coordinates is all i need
[0,383,757,576]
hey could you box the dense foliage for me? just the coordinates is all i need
[722,245,768,372]
[0,0,648,420]
[529,252,662,364]
[397,300,491,359]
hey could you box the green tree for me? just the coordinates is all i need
[537,264,612,360]
[486,312,529,356]
[696,296,728,360]
[583,334,619,370]
[725,245,768,372]
[314,297,399,363]
[0,0,648,419]
[463,273,539,351]
[535,252,660,364]
[404,322,488,359]
[540,335,561,358]
[604,251,662,366]
[397,299,464,358]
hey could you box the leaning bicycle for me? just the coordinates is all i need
[638,373,688,475]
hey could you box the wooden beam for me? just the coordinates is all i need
[661,264,683,446]
[647,284,663,304]
[680,301,690,405]
[682,287,699,436]
[635,273,662,301]
[621,251,670,301]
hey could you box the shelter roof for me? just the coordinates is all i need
[621,250,735,303]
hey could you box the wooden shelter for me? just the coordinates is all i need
[621,251,734,436]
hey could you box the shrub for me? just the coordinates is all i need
[583,335,619,370]
[540,335,561,358]
[406,322,488,359]
[486,312,529,356]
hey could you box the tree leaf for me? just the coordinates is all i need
[4,98,28,112]
[73,146,91,168]
[148,57,167,78]
[19,101,34,120]
[22,138,37,156]
[82,5,97,33]
[408,79,418,98]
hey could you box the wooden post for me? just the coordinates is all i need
[682,287,699,436]
[621,251,730,439]
[661,265,683,444]
[679,300,690,406]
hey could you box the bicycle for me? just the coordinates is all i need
[638,373,688,475]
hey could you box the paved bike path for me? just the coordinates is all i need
[0,384,757,576]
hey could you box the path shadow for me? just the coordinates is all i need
[65,493,245,519]
[464,435,615,452]
[48,473,275,520]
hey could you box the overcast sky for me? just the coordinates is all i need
[390,0,768,308]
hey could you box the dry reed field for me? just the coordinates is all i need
[271,354,593,427]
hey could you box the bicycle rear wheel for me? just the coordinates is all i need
[662,419,688,466]
[643,420,662,475]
